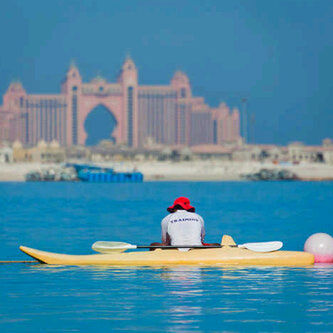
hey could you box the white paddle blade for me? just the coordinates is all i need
[92,241,137,253]
[239,241,283,252]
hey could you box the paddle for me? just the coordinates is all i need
[92,241,283,253]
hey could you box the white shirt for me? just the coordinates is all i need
[161,210,205,246]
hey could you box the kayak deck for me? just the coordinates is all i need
[19,245,314,266]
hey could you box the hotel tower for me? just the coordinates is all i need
[0,57,240,147]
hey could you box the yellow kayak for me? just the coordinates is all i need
[19,236,314,266]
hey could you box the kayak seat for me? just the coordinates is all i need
[221,235,236,246]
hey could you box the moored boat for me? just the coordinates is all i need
[242,168,298,181]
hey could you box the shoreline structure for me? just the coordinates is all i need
[1,161,333,182]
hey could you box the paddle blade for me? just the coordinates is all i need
[92,241,137,253]
[239,241,283,252]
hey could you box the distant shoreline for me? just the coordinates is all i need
[1,161,333,182]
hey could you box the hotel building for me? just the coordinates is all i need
[0,57,240,147]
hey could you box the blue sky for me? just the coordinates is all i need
[0,0,332,144]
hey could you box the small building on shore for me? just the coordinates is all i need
[12,140,66,163]
[231,140,333,165]
[190,145,232,161]
[0,145,13,163]
[287,141,333,164]
[231,145,288,162]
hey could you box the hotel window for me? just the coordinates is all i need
[127,86,134,146]
[72,86,78,145]
[180,88,186,98]
[213,120,218,144]
[25,113,29,143]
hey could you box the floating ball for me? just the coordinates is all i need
[304,233,333,263]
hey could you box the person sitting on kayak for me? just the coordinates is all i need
[150,197,206,249]
[162,197,205,246]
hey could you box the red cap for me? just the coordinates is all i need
[167,197,195,213]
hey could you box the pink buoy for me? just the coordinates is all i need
[304,233,333,263]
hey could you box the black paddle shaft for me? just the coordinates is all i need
[136,245,237,249]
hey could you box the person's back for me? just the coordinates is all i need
[161,197,205,246]
[162,209,204,246]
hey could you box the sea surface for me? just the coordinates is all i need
[0,181,332,332]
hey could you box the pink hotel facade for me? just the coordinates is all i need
[0,57,240,148]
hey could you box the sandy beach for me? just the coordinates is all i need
[1,161,333,181]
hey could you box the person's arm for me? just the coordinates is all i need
[161,217,169,244]
[165,233,171,245]
[200,216,205,243]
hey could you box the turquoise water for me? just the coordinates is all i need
[0,182,332,332]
